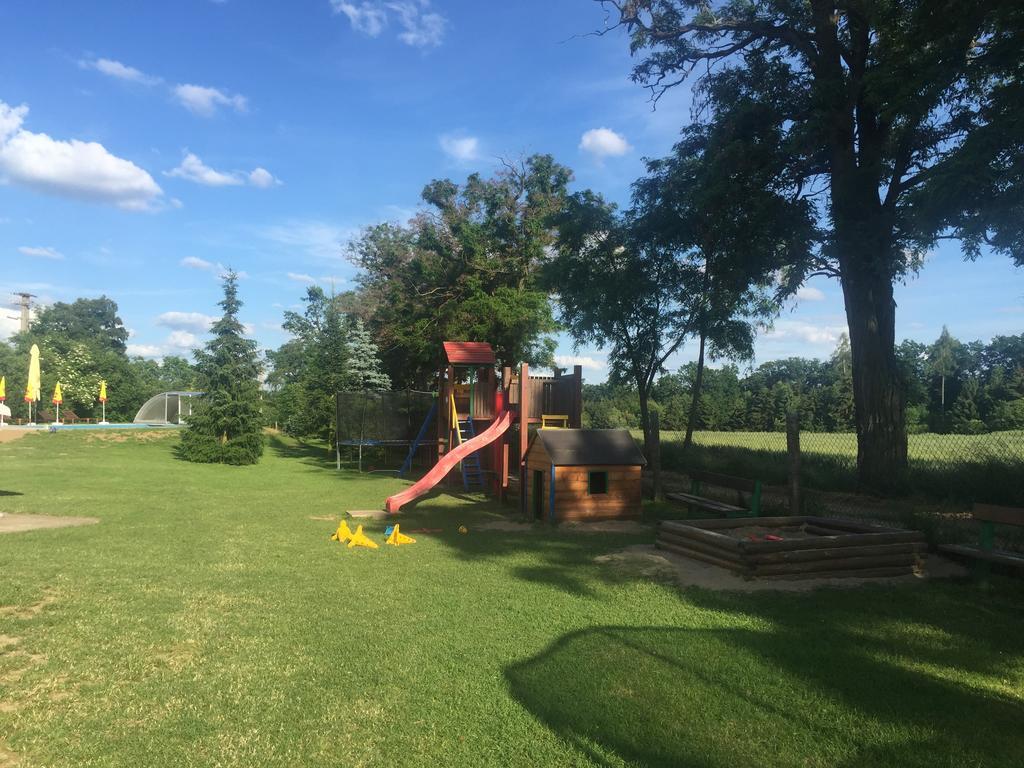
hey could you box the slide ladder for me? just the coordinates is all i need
[456,416,485,490]
[398,400,437,478]
[385,409,514,514]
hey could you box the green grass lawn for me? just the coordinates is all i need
[2,430,1023,767]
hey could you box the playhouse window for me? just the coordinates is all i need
[588,471,608,495]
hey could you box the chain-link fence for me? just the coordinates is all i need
[650,426,1024,552]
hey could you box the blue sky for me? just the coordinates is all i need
[1,0,1021,381]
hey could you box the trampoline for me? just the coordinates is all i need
[335,390,436,472]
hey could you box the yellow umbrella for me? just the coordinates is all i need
[52,381,63,423]
[0,375,5,402]
[25,344,41,423]
[98,380,108,423]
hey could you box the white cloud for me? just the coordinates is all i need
[579,127,632,159]
[166,152,242,186]
[0,100,163,211]
[156,311,216,333]
[763,320,848,347]
[127,330,200,358]
[18,245,64,260]
[166,330,198,349]
[795,286,825,301]
[439,133,480,162]
[554,354,605,371]
[331,1,388,35]
[389,1,446,47]
[330,0,446,48]
[287,272,346,286]
[79,58,159,86]
[127,343,163,358]
[248,167,280,188]
[261,219,357,262]
[180,256,214,270]
[172,84,247,117]
[166,153,280,188]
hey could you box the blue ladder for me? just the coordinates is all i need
[458,417,485,490]
[399,400,437,478]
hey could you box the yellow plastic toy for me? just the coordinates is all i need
[385,524,416,546]
[347,524,379,549]
[330,520,354,543]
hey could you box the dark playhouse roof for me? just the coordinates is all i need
[533,429,647,467]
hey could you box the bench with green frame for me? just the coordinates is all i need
[938,503,1024,579]
[666,469,762,518]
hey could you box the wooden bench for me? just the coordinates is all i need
[666,470,762,518]
[939,504,1024,577]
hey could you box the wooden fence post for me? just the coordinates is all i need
[650,410,662,501]
[786,411,801,514]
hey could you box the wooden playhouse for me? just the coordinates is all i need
[524,429,646,522]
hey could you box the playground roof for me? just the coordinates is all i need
[532,429,646,467]
[443,341,496,365]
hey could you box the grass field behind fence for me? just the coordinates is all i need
[652,430,1024,505]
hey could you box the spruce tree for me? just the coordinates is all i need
[344,318,391,391]
[950,378,984,435]
[180,271,265,465]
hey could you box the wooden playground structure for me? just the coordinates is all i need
[436,342,583,502]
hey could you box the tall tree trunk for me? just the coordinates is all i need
[636,381,660,501]
[681,329,707,462]
[839,247,908,493]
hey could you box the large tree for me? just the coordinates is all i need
[180,271,264,465]
[352,155,569,386]
[600,0,1024,491]
[29,296,129,354]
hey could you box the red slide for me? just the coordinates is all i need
[385,409,514,514]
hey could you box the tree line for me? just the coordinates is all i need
[584,330,1024,436]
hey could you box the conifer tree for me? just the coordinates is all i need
[344,318,391,391]
[180,270,264,465]
[950,378,984,435]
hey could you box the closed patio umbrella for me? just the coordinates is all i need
[52,382,63,424]
[98,380,108,424]
[25,344,40,424]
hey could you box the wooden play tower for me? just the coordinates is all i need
[436,341,583,503]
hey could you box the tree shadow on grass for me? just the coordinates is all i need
[267,434,336,468]
[507,585,1024,767]
[0,490,24,497]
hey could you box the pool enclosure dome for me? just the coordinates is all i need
[133,391,203,425]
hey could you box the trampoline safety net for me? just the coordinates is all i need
[335,390,435,448]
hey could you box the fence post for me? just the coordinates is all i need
[650,410,662,501]
[786,411,801,514]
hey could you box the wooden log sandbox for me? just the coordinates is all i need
[656,516,927,580]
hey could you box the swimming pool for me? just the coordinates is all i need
[54,423,181,430]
